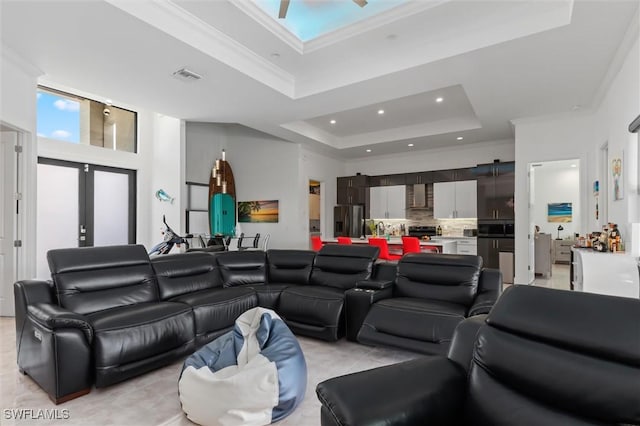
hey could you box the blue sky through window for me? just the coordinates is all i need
[37,90,80,143]
[256,0,407,41]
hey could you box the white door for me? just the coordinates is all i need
[455,180,477,218]
[0,131,17,316]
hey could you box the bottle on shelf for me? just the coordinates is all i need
[436,225,442,236]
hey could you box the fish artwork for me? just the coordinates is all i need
[155,189,175,204]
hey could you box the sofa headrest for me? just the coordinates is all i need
[400,253,482,269]
[48,244,150,274]
[318,244,379,260]
[487,285,640,366]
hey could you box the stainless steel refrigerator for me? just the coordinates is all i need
[334,205,364,237]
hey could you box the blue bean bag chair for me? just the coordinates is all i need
[178,307,307,426]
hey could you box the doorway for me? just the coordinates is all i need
[528,159,581,284]
[309,180,321,248]
[36,158,136,278]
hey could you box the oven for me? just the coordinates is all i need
[408,226,437,239]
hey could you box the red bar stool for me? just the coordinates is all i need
[368,238,402,261]
[401,236,422,254]
[337,237,352,245]
[311,236,323,251]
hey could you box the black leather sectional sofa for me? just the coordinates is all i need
[14,244,501,404]
[316,285,640,425]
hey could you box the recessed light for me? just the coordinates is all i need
[436,97,444,103]
[366,149,372,153]
[105,99,113,105]
[456,136,464,140]
[377,109,385,115]
[330,119,336,124]
[408,143,414,147]
[571,164,577,168]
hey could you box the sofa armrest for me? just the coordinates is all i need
[355,279,393,290]
[345,286,393,341]
[27,304,93,343]
[316,357,466,426]
[469,268,502,316]
[447,315,486,374]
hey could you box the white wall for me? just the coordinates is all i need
[0,47,41,281]
[514,21,639,283]
[186,122,337,249]
[532,165,580,238]
[345,139,514,175]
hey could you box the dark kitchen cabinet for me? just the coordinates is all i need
[432,167,475,182]
[476,162,515,220]
[337,175,368,205]
[405,172,432,185]
[369,174,406,186]
[477,237,514,269]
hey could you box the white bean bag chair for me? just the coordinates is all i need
[179,307,307,426]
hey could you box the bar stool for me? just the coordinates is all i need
[311,236,323,251]
[368,238,402,261]
[337,237,352,245]
[401,236,422,254]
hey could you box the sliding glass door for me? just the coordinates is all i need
[36,158,135,278]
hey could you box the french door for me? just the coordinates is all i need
[36,158,136,278]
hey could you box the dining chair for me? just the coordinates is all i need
[368,237,402,261]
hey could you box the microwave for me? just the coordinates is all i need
[478,222,514,238]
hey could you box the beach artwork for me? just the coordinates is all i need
[238,200,279,223]
[547,202,572,223]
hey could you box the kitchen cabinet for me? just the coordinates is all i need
[477,237,514,269]
[405,172,432,184]
[433,180,477,218]
[456,239,477,255]
[369,185,405,219]
[369,174,406,186]
[476,162,515,220]
[432,168,475,182]
[337,175,368,205]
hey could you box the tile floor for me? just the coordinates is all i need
[0,265,572,426]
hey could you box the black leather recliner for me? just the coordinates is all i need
[316,285,640,426]
[278,244,379,341]
[354,253,501,354]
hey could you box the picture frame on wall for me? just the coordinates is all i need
[611,152,623,201]
[548,202,572,223]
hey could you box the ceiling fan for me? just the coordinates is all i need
[278,0,368,19]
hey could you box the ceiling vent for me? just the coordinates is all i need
[172,68,202,82]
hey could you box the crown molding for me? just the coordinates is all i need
[1,44,43,77]
[228,0,304,54]
[105,0,295,98]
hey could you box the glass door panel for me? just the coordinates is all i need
[36,162,80,279]
[93,170,130,246]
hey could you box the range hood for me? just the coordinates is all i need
[412,184,426,207]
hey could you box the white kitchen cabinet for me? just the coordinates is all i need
[456,238,477,255]
[369,185,405,219]
[433,180,477,218]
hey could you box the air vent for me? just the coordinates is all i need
[172,68,202,82]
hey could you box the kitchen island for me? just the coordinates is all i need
[324,237,457,254]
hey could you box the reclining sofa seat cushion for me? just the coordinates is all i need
[47,245,196,387]
[262,249,317,309]
[358,254,482,355]
[152,252,258,346]
[278,245,379,341]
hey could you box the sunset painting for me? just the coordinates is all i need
[238,200,279,223]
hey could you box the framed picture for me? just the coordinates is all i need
[237,200,279,223]
[611,153,623,200]
[548,202,572,223]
